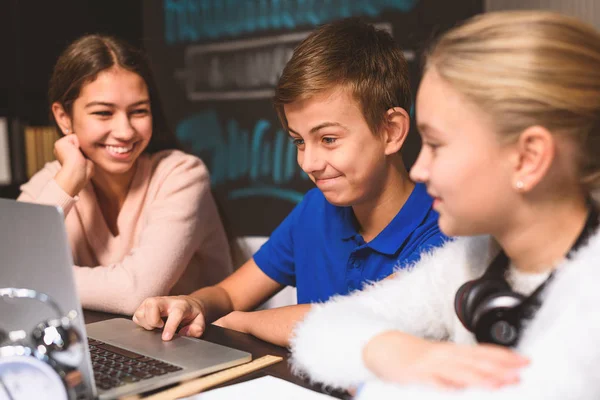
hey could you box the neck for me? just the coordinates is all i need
[352,158,414,242]
[91,164,137,211]
[495,194,589,274]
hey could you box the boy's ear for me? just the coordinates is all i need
[511,125,555,192]
[51,102,73,135]
[382,107,410,155]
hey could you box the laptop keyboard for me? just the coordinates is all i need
[88,338,183,391]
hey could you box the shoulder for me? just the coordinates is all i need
[148,150,209,182]
[533,226,600,320]
[142,150,212,203]
[509,228,600,398]
[43,160,62,175]
[34,160,62,179]
[264,188,331,239]
[545,226,600,300]
[20,161,62,192]
[288,188,330,218]
[397,235,495,282]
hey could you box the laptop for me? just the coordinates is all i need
[0,198,251,399]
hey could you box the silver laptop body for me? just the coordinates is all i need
[0,199,251,399]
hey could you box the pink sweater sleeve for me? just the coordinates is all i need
[74,154,225,315]
[17,161,77,216]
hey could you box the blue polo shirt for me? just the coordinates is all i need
[253,183,448,304]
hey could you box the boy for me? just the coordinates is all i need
[133,18,447,346]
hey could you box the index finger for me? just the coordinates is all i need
[162,307,186,341]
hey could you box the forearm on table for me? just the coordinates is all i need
[363,330,429,380]
[189,285,238,324]
[221,304,312,347]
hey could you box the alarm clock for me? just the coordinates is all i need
[0,288,85,400]
[0,353,68,399]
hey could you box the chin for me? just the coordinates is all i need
[321,192,354,207]
[439,216,487,238]
[438,217,461,237]
[96,163,136,177]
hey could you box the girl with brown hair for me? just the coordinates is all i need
[18,35,232,315]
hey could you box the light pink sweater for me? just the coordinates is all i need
[18,150,233,315]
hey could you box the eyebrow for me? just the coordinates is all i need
[417,122,440,136]
[288,122,348,135]
[84,100,150,109]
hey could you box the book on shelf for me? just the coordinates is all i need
[0,117,11,185]
[9,118,26,184]
[24,126,60,179]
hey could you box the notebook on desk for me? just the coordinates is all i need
[0,198,251,399]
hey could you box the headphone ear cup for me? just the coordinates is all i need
[455,278,511,332]
[31,317,84,369]
[472,291,525,346]
[455,279,477,330]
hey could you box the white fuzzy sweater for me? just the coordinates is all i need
[290,231,600,400]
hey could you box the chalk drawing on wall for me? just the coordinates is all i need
[164,0,419,43]
[177,109,309,202]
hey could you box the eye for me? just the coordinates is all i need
[92,110,112,117]
[130,108,150,116]
[424,141,440,151]
[322,137,337,145]
[290,137,304,148]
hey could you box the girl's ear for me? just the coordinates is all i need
[512,125,555,192]
[51,102,73,135]
[382,107,410,155]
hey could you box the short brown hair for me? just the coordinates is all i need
[274,18,411,135]
[425,11,600,191]
[49,34,178,153]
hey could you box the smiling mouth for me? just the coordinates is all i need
[102,143,135,155]
[315,176,341,182]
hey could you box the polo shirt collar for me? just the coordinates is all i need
[337,183,435,255]
[369,183,434,255]
[337,205,359,241]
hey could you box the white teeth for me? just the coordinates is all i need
[106,145,133,154]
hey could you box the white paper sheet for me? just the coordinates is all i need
[183,375,337,399]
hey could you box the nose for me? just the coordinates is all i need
[409,148,430,183]
[111,112,136,141]
[298,144,326,175]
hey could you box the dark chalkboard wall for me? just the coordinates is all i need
[142,0,483,236]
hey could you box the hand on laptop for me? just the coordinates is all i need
[133,295,207,341]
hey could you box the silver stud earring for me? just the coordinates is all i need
[515,180,525,190]
[65,128,70,134]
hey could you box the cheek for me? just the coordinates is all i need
[442,156,502,209]
[133,118,153,140]
[335,141,373,174]
[74,117,105,139]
